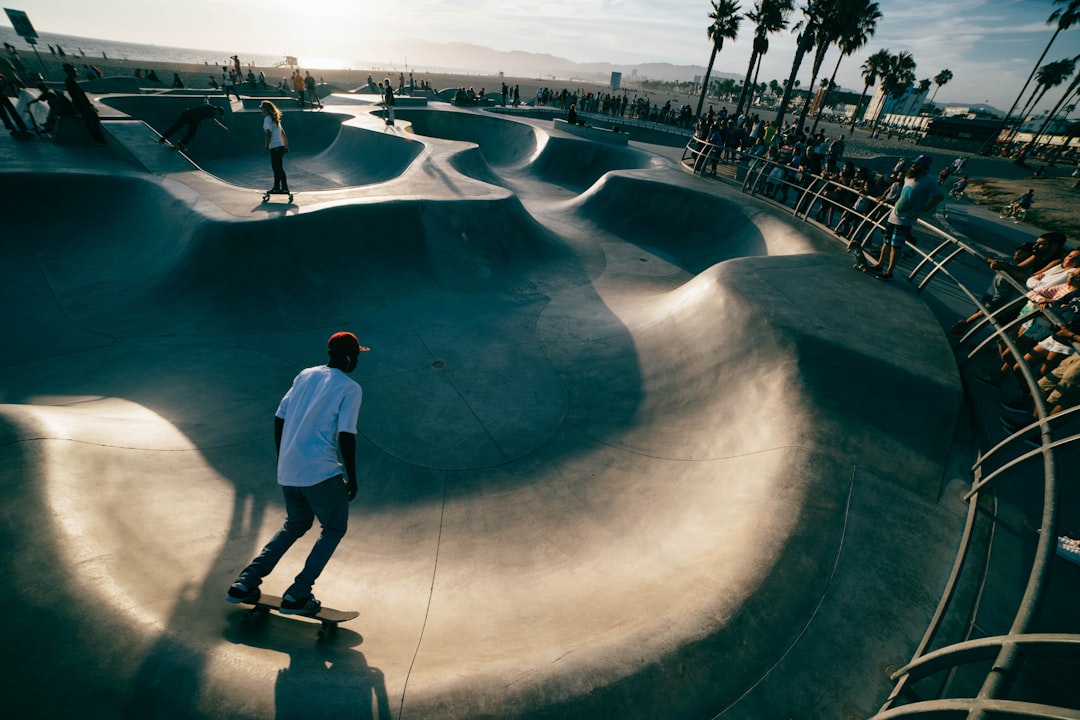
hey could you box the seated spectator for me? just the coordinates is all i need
[1001,323,1080,434]
[979,259,1080,387]
[950,232,1068,337]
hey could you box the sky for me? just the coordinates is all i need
[3,0,1079,113]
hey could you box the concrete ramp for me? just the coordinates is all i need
[103,118,201,174]
[395,107,541,166]
[0,103,964,719]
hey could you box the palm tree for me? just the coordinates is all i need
[1009,57,1076,143]
[1030,57,1080,147]
[697,0,744,117]
[809,0,880,133]
[850,48,891,130]
[773,0,830,128]
[735,0,794,117]
[981,0,1080,154]
[873,50,917,130]
[929,69,953,106]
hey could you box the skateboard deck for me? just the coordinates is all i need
[849,243,874,273]
[262,189,294,203]
[238,592,357,637]
[150,130,190,157]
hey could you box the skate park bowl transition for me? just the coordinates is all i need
[0,101,964,719]
[99,94,423,189]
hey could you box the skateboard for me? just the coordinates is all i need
[153,132,190,156]
[238,592,358,638]
[849,242,875,273]
[262,189,294,203]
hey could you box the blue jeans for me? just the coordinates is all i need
[238,475,349,599]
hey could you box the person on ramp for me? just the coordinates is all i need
[227,332,371,614]
[260,100,289,194]
[157,99,227,150]
[382,77,395,126]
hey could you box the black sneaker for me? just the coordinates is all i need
[280,593,321,616]
[875,270,893,280]
[226,581,260,604]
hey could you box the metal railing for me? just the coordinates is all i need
[681,135,1080,719]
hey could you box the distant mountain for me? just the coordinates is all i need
[342,39,738,84]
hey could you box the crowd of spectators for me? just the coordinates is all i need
[952,237,1080,442]
[532,86,696,128]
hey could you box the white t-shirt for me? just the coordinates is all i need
[275,365,362,487]
[263,114,285,148]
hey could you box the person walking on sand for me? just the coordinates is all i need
[261,100,289,194]
[157,99,227,151]
[226,332,370,614]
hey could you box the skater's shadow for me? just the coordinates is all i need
[251,200,299,216]
[224,616,391,719]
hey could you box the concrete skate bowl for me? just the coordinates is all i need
[398,108,658,192]
[99,95,422,188]
[0,161,962,720]
[395,107,541,166]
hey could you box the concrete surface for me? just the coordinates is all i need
[0,99,966,719]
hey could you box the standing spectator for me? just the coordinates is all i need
[382,78,395,126]
[827,134,845,173]
[222,66,240,101]
[870,155,943,280]
[61,63,104,143]
[292,69,306,109]
[304,71,322,109]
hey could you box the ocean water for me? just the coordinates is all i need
[0,26,350,70]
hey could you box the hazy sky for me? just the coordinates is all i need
[4,0,1078,111]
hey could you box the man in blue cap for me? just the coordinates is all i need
[871,154,944,280]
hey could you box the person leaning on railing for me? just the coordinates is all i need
[978,255,1080,388]
[1001,319,1080,434]
[948,232,1068,338]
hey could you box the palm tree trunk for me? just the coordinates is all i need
[1032,78,1080,148]
[735,49,760,118]
[1005,83,1047,145]
[774,33,810,129]
[697,45,720,118]
[811,53,843,135]
[849,84,870,131]
[795,43,829,133]
[752,58,764,109]
[980,27,1062,154]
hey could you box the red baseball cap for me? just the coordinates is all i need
[327,332,370,354]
